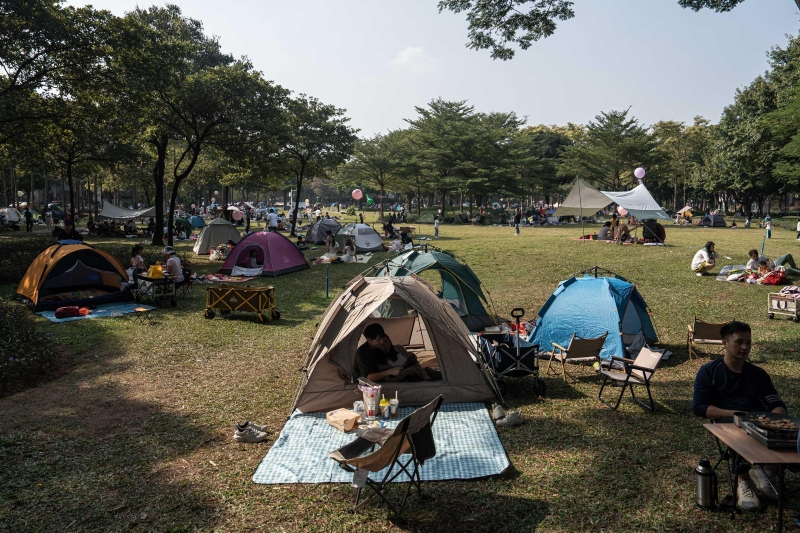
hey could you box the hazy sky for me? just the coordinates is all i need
[71,0,800,135]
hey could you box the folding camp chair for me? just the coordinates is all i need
[687,317,732,360]
[597,346,664,411]
[176,268,193,299]
[329,395,444,519]
[545,332,607,383]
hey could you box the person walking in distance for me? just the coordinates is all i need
[434,216,439,239]
[513,208,521,236]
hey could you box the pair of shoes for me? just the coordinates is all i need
[737,479,762,512]
[496,410,524,427]
[491,403,505,420]
[749,467,778,501]
[234,422,268,443]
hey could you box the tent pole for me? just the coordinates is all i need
[578,176,584,241]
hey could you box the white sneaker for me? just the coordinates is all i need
[750,468,778,501]
[737,479,761,512]
[234,424,268,443]
[243,421,267,433]
[496,410,524,427]
[491,403,506,420]
[696,272,703,277]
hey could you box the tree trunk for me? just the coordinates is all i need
[379,182,385,221]
[150,135,167,247]
[66,159,76,221]
[290,161,306,237]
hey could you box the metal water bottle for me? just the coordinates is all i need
[695,458,718,509]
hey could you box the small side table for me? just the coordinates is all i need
[133,307,153,324]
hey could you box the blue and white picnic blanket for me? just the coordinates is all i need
[37,302,155,323]
[253,402,509,484]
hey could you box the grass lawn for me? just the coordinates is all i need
[1,220,799,532]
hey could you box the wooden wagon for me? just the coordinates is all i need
[204,284,278,323]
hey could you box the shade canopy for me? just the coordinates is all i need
[553,179,671,221]
[98,201,155,221]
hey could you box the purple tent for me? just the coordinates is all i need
[219,231,309,277]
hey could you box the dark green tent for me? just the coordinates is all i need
[164,217,193,236]
[372,250,498,332]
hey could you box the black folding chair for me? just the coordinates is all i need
[176,268,193,298]
[329,395,444,519]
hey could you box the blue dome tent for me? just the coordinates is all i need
[529,267,658,361]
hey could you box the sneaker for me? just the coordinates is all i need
[749,468,778,501]
[491,403,506,421]
[696,272,703,277]
[242,421,267,433]
[737,479,761,512]
[234,424,269,443]
[496,410,524,427]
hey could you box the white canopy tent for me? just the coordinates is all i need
[97,202,155,221]
[553,179,671,221]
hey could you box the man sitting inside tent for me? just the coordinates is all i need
[356,323,440,383]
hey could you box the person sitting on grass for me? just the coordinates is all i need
[746,249,775,271]
[613,224,631,242]
[340,238,357,263]
[757,260,771,277]
[692,321,787,512]
[296,235,309,250]
[691,241,717,276]
[598,221,612,240]
[53,220,83,242]
[356,323,439,383]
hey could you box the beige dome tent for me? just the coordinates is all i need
[193,218,241,255]
[291,276,499,413]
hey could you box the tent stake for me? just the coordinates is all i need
[325,265,329,298]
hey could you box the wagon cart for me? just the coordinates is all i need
[768,292,799,322]
[204,284,278,323]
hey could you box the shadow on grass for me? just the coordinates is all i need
[0,329,222,532]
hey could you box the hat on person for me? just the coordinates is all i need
[161,246,176,255]
[226,239,236,246]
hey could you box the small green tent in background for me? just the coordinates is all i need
[372,250,499,332]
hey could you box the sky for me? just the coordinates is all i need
[70,0,800,136]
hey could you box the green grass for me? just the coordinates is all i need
[1,220,799,532]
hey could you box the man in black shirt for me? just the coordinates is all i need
[52,220,83,241]
[355,323,432,383]
[692,321,787,511]
[513,209,521,236]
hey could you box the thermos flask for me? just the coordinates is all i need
[695,458,718,509]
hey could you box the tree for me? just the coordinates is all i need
[281,95,358,236]
[557,109,661,190]
[511,125,572,202]
[115,5,288,246]
[0,1,113,144]
[439,0,800,59]
[338,133,401,221]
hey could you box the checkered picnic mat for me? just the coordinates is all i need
[252,402,509,484]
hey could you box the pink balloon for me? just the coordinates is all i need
[617,206,628,216]
[634,167,646,180]
[352,189,363,200]
[231,210,243,221]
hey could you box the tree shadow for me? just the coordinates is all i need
[0,331,223,532]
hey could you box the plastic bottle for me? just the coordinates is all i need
[380,394,390,420]
[367,392,376,420]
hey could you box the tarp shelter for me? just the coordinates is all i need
[189,216,206,228]
[699,215,727,227]
[552,178,612,217]
[16,242,129,311]
[372,250,498,332]
[529,272,658,361]
[335,223,385,252]
[219,230,309,277]
[305,218,343,244]
[291,276,498,413]
[601,184,671,221]
[677,206,693,216]
[193,218,241,255]
[553,179,671,221]
[97,201,155,221]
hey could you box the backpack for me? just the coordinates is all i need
[761,269,786,285]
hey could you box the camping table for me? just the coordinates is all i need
[704,423,800,532]
[133,274,177,307]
